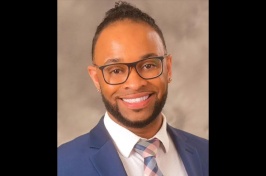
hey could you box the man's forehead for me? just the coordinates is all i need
[96,20,161,48]
[101,19,155,35]
[93,20,165,63]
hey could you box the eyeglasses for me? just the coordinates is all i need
[93,55,167,85]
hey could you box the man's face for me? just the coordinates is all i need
[88,20,172,129]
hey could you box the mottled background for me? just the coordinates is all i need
[58,0,208,146]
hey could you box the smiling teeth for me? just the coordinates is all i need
[123,95,149,103]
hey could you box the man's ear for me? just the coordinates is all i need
[166,54,172,80]
[88,65,100,90]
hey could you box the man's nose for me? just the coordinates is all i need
[122,67,147,90]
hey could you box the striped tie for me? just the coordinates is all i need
[134,138,163,176]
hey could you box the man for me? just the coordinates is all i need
[58,1,208,176]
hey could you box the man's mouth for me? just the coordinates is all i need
[118,92,154,110]
[122,95,149,103]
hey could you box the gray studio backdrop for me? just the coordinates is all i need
[58,0,208,146]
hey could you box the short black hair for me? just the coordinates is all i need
[91,1,167,61]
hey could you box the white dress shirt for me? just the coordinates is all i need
[104,112,188,176]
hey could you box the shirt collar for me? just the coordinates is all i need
[153,113,169,153]
[103,112,170,158]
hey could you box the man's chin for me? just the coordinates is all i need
[119,110,153,121]
[114,110,158,128]
[101,91,167,129]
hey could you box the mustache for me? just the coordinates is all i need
[113,89,154,97]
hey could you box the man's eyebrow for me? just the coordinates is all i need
[103,53,159,65]
[140,53,158,59]
[103,58,122,65]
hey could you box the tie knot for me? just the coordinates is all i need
[134,138,161,158]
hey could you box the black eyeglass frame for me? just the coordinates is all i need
[93,54,168,85]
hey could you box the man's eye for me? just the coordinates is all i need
[144,64,154,69]
[143,64,156,69]
[111,69,122,74]
[107,66,127,75]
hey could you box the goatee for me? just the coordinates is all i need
[101,90,168,128]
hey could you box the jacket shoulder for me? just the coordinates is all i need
[57,132,99,175]
[167,125,208,154]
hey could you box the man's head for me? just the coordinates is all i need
[91,1,167,61]
[88,1,172,130]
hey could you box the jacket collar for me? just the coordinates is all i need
[167,124,204,176]
[89,117,127,176]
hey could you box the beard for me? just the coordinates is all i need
[101,90,168,129]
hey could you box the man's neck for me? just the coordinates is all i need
[108,112,164,139]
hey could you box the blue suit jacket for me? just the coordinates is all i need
[58,117,208,176]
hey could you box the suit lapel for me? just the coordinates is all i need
[89,117,204,176]
[89,117,127,176]
[167,125,203,176]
